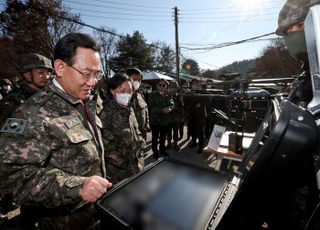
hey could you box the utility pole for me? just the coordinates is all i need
[174,7,180,85]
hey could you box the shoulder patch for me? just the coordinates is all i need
[0,118,28,134]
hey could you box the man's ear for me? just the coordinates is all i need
[22,71,31,82]
[54,60,65,78]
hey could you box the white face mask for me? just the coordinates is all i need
[132,81,141,90]
[115,93,132,106]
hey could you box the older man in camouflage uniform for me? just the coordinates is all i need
[0,33,112,229]
[0,53,53,126]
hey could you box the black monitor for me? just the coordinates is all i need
[217,99,318,229]
[96,159,231,230]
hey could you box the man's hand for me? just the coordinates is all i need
[80,176,112,203]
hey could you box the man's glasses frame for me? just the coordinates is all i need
[68,65,102,81]
[158,83,167,88]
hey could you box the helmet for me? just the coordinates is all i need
[126,68,143,79]
[169,81,179,89]
[0,78,12,86]
[19,53,53,73]
[276,0,320,36]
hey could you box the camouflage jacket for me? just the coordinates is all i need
[0,81,105,229]
[183,92,209,121]
[287,72,313,108]
[100,98,144,184]
[131,92,150,133]
[168,93,184,124]
[148,91,175,126]
[0,80,38,126]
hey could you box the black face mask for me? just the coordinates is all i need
[286,30,309,68]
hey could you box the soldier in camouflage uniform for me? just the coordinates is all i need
[0,78,12,100]
[126,68,150,141]
[184,79,209,154]
[277,0,320,107]
[0,33,112,230]
[0,54,53,222]
[272,1,320,229]
[149,79,174,159]
[100,73,145,184]
[167,81,184,151]
[0,53,53,126]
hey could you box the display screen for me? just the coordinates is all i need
[98,160,230,230]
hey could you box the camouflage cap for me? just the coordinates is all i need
[126,68,143,80]
[276,0,320,36]
[19,53,53,73]
[169,81,179,88]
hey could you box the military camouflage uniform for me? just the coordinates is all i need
[271,1,320,229]
[131,92,150,140]
[167,92,184,148]
[148,91,174,156]
[0,80,38,127]
[100,98,144,184]
[0,81,105,229]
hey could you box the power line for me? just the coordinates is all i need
[65,0,169,14]
[57,15,161,49]
[4,0,162,49]
[90,0,169,9]
[181,1,281,11]
[69,6,171,18]
[181,8,279,15]
[180,12,278,18]
[81,14,171,22]
[180,18,274,24]
[179,51,219,69]
[180,32,275,51]
[181,38,276,46]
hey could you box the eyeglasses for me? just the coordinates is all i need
[158,84,167,88]
[33,70,52,78]
[68,65,102,81]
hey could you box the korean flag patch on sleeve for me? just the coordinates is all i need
[0,118,28,134]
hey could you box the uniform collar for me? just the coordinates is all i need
[49,79,92,105]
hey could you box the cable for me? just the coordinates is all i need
[304,201,320,230]
[90,0,169,9]
[181,2,281,11]
[181,18,274,24]
[57,15,161,49]
[81,14,171,22]
[180,32,275,51]
[181,8,279,15]
[4,0,162,50]
[65,0,169,13]
[181,38,276,46]
[69,6,171,18]
[180,12,278,18]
